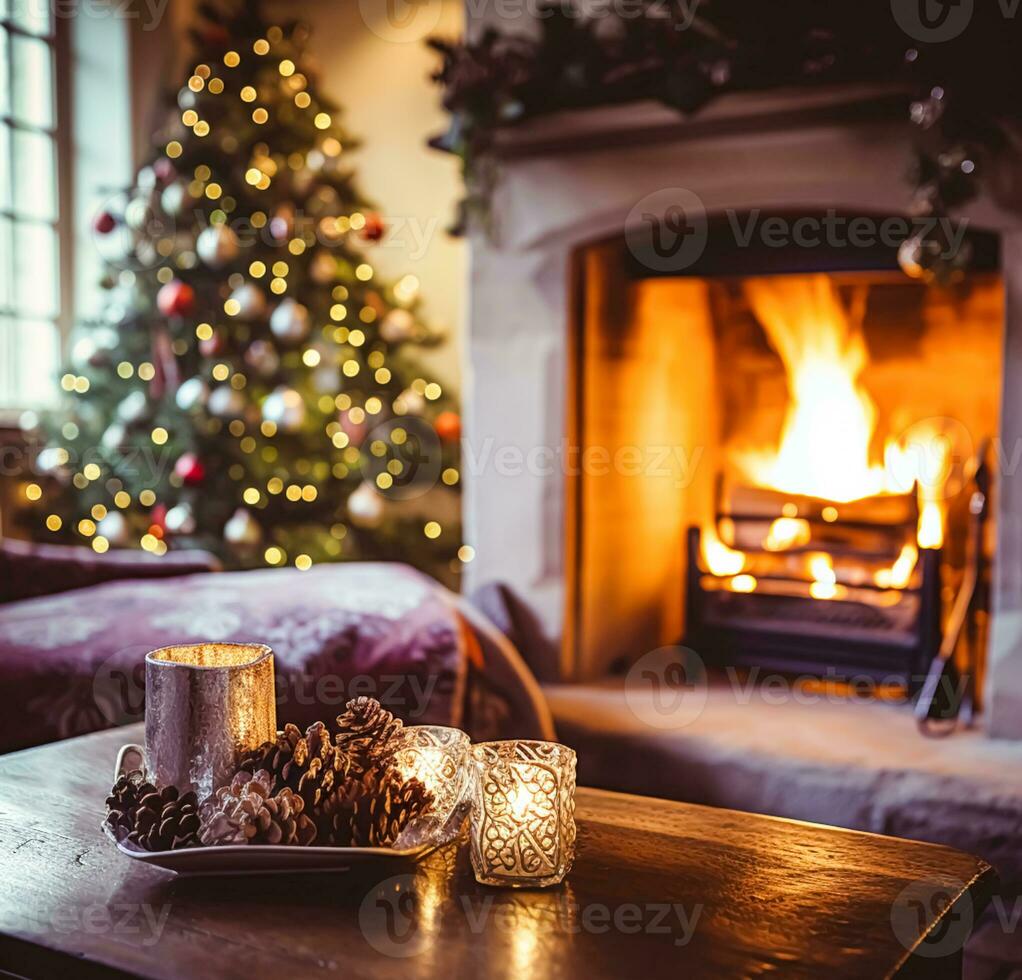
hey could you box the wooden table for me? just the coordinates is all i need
[0,725,995,979]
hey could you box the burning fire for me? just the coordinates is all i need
[736,276,950,550]
[701,523,745,577]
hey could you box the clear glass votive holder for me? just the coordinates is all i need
[392,725,472,847]
[469,740,577,888]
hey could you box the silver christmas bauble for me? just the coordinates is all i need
[124,196,152,231]
[160,181,195,217]
[269,298,310,343]
[175,377,209,411]
[117,390,149,424]
[394,387,426,417]
[224,507,262,547]
[229,283,267,320]
[98,510,130,547]
[380,309,415,344]
[165,502,197,535]
[136,166,158,193]
[208,385,246,419]
[347,482,385,528]
[196,224,240,268]
[262,386,306,432]
[101,422,127,450]
[35,447,63,473]
[311,363,341,395]
[309,251,337,284]
[244,339,280,377]
[71,326,119,370]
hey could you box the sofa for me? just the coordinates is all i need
[0,539,553,755]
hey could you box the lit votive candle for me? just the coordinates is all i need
[470,740,576,888]
[392,725,471,846]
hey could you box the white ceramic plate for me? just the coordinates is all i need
[108,744,435,876]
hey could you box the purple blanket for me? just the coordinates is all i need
[0,562,552,754]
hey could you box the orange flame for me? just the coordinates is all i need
[737,276,949,549]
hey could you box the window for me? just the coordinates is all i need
[0,0,64,411]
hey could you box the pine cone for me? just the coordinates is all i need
[320,768,433,847]
[335,697,404,775]
[104,770,156,843]
[239,721,351,811]
[200,769,317,846]
[106,774,201,851]
[238,721,326,790]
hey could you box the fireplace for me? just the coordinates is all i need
[570,227,1002,697]
[462,82,1022,739]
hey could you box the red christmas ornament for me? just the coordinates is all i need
[152,157,176,184]
[174,452,206,486]
[157,280,196,318]
[93,211,116,235]
[361,213,385,242]
[200,23,230,49]
[434,411,461,443]
[199,330,227,358]
[149,503,167,532]
[340,411,368,448]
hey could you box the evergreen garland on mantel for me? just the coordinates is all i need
[429,1,1021,279]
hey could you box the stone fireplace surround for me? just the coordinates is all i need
[462,79,1022,744]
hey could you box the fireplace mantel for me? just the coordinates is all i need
[461,64,1022,739]
[490,83,912,162]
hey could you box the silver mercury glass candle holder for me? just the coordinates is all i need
[144,642,276,802]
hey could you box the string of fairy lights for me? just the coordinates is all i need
[22,16,467,579]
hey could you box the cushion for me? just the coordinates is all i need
[0,539,220,604]
[0,563,468,753]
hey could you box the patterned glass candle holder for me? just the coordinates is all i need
[393,726,471,846]
[144,642,276,802]
[470,740,577,888]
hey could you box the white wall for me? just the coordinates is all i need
[294,0,466,383]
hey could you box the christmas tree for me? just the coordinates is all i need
[23,1,463,582]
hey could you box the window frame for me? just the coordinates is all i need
[0,6,72,417]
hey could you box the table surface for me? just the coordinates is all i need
[0,724,996,980]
